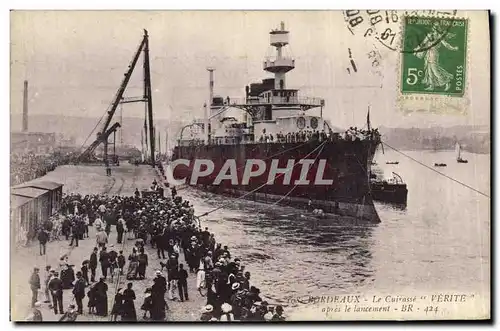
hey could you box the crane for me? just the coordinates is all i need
[78,30,156,167]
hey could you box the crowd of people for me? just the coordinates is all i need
[263,127,381,144]
[178,125,380,148]
[28,180,286,322]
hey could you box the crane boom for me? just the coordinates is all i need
[79,122,122,161]
[99,37,146,136]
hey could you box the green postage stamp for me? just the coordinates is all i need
[401,16,468,99]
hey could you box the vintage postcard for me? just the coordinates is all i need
[10,10,490,322]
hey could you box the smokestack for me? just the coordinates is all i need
[205,67,215,144]
[22,80,28,132]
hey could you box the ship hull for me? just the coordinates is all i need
[171,140,380,223]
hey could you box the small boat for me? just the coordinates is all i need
[456,142,468,163]
[370,172,408,205]
[434,163,447,167]
[385,161,399,165]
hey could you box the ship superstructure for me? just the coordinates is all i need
[178,22,328,147]
[172,22,381,222]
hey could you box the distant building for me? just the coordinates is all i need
[11,131,56,155]
[58,136,76,147]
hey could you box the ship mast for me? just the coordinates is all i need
[367,106,371,131]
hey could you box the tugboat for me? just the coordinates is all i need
[434,163,447,167]
[171,22,382,223]
[456,142,468,163]
[370,172,408,205]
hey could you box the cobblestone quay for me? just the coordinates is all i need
[11,164,205,321]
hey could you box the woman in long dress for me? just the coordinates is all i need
[150,278,169,321]
[87,283,97,314]
[413,22,459,91]
[110,289,123,321]
[94,278,108,317]
[140,289,153,320]
[137,248,148,280]
[60,264,75,289]
[126,248,139,280]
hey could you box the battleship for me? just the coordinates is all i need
[170,22,382,223]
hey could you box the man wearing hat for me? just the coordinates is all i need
[116,216,126,244]
[29,267,41,308]
[200,304,214,321]
[37,227,49,256]
[94,277,108,317]
[167,261,179,301]
[204,251,214,270]
[153,270,167,293]
[213,243,223,262]
[242,271,251,290]
[72,271,86,314]
[272,305,285,321]
[95,228,108,249]
[43,266,53,305]
[165,253,178,280]
[117,250,126,275]
[48,272,64,315]
[220,303,235,321]
[108,245,119,281]
[177,263,189,302]
[81,261,89,285]
[99,246,110,280]
[89,247,98,282]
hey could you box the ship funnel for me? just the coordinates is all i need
[206,68,215,144]
[207,67,215,106]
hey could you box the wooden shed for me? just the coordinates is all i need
[11,186,50,239]
[10,180,63,242]
[10,194,33,245]
[23,181,63,215]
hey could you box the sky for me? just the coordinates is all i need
[10,10,490,131]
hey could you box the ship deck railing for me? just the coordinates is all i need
[263,57,295,70]
[176,130,380,147]
[216,96,324,108]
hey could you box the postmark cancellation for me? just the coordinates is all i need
[342,10,472,115]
